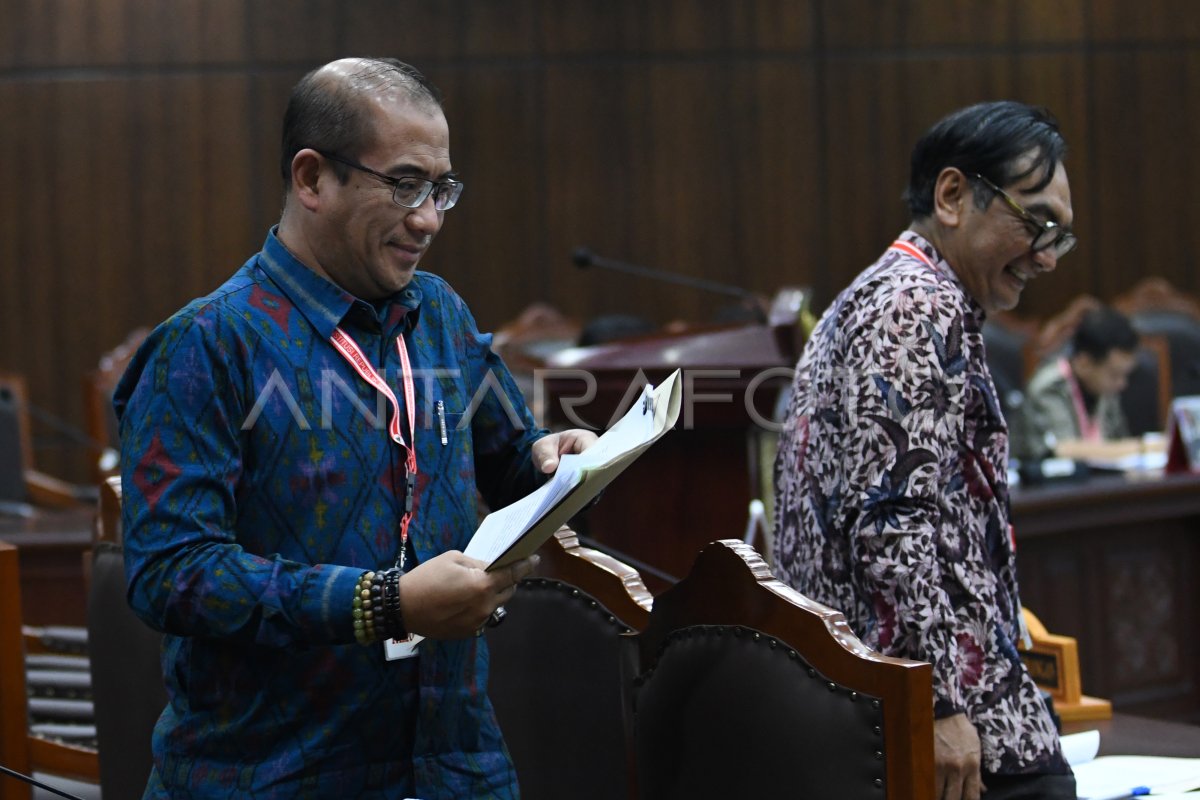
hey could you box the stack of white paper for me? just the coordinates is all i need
[1062,731,1200,799]
[464,371,682,569]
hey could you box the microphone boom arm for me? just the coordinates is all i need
[572,247,762,305]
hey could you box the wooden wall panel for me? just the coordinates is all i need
[1090,0,1200,41]
[542,0,814,55]
[1008,53,1091,319]
[3,0,1200,481]
[0,75,256,478]
[540,59,820,328]
[344,0,539,60]
[248,70,308,238]
[821,56,1020,302]
[0,0,246,67]
[122,0,248,65]
[821,0,1086,49]
[248,0,341,64]
[419,66,545,324]
[1090,50,1200,300]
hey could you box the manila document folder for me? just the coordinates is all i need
[464,369,683,570]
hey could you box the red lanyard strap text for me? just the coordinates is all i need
[330,327,418,553]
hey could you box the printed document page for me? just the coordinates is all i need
[464,369,682,569]
[1062,731,1200,798]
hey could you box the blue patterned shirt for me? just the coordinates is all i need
[116,229,547,798]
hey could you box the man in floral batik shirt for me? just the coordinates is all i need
[774,101,1077,800]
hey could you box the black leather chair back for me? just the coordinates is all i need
[982,319,1030,418]
[1132,310,1200,399]
[86,542,165,800]
[1121,345,1167,435]
[487,529,652,800]
[626,540,933,800]
[633,624,888,799]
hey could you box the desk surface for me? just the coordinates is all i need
[1064,713,1200,758]
[0,506,95,544]
[0,506,94,626]
[1011,469,1200,538]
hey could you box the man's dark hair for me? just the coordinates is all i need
[1072,306,1139,361]
[903,100,1067,219]
[279,57,444,189]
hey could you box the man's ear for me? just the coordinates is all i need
[291,149,324,212]
[932,167,970,228]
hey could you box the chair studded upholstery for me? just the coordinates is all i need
[625,539,934,800]
[487,528,651,800]
[633,625,889,798]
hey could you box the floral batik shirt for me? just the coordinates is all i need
[773,231,1069,776]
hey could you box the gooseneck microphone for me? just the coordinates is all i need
[572,247,766,321]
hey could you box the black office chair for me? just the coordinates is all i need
[486,527,652,800]
[86,478,166,799]
[1119,340,1169,435]
[624,539,934,800]
[1131,310,1200,399]
[983,317,1033,418]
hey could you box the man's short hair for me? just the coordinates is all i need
[1073,306,1139,361]
[279,57,443,189]
[903,100,1067,218]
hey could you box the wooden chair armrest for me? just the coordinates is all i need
[24,470,97,508]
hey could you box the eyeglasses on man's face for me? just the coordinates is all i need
[971,172,1076,259]
[316,150,463,211]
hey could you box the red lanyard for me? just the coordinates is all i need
[1058,357,1100,441]
[889,239,936,270]
[330,327,418,563]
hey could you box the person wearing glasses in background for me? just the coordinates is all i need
[774,101,1077,800]
[116,57,595,798]
[1016,305,1140,462]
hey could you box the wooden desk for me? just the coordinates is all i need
[1063,713,1200,757]
[1013,471,1200,723]
[0,507,94,627]
[544,324,794,581]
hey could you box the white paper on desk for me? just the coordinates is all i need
[463,370,682,569]
[1061,730,1101,767]
[1073,755,1200,798]
[1083,451,1169,473]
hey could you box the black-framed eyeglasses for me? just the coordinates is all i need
[316,150,463,211]
[971,173,1077,259]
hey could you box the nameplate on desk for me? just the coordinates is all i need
[1021,649,1061,692]
[1165,396,1200,474]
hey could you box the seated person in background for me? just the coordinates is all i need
[1017,305,1138,460]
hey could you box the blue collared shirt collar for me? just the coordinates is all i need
[257,227,422,340]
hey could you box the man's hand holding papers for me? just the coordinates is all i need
[464,370,683,569]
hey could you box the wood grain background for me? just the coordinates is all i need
[3,0,1199,480]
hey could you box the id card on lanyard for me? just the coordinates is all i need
[330,326,422,660]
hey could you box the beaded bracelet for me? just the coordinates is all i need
[352,568,408,645]
[352,571,377,645]
[381,568,407,641]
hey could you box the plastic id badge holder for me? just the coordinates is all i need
[385,634,422,660]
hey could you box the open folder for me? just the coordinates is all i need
[465,369,683,570]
